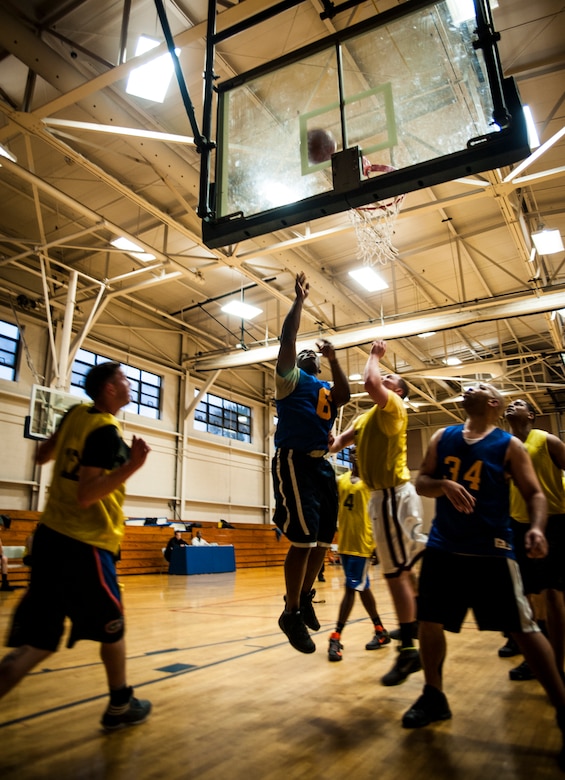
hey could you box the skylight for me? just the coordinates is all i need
[126,36,180,103]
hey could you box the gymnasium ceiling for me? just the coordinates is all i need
[0,0,564,431]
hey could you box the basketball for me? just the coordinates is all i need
[307,128,337,164]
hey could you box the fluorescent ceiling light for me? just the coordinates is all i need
[43,118,194,145]
[443,357,463,366]
[531,228,564,255]
[348,373,363,382]
[0,143,17,164]
[446,0,498,25]
[111,237,156,262]
[348,267,389,292]
[522,106,540,149]
[418,331,436,339]
[126,36,180,103]
[221,300,263,320]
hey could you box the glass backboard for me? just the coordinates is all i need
[24,385,80,440]
[201,0,528,248]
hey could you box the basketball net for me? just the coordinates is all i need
[350,162,405,267]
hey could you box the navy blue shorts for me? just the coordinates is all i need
[512,515,565,594]
[417,546,538,634]
[271,449,338,546]
[7,524,124,652]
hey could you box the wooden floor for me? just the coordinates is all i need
[0,565,562,780]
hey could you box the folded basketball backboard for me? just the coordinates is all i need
[200,0,528,248]
[24,385,80,440]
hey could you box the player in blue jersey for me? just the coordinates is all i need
[402,383,565,772]
[273,272,350,654]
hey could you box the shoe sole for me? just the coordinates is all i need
[278,616,316,654]
[101,713,151,731]
[366,639,392,650]
[402,710,452,729]
[381,659,422,686]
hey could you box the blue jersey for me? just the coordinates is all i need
[274,368,337,452]
[427,425,515,558]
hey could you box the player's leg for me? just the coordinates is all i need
[0,645,51,697]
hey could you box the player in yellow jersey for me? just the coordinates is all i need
[0,362,152,730]
[504,398,565,682]
[328,446,391,662]
[330,340,426,685]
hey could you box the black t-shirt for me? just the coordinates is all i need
[81,411,130,471]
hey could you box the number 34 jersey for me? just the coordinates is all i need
[427,424,515,558]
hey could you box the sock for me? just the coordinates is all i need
[109,685,132,707]
[372,615,384,631]
[400,622,417,648]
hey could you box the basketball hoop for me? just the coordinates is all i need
[350,162,405,267]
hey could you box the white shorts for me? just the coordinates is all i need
[368,481,427,577]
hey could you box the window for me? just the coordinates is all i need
[71,348,162,419]
[0,320,20,381]
[335,447,353,470]
[194,391,252,443]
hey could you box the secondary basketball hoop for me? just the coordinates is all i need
[350,162,405,267]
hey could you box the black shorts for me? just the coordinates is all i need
[512,515,565,594]
[272,449,338,546]
[417,547,538,634]
[7,524,124,652]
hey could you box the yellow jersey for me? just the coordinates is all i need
[41,404,127,555]
[353,391,410,490]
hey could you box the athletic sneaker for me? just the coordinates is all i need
[101,690,152,731]
[278,609,316,654]
[328,632,343,662]
[365,626,391,650]
[402,684,452,728]
[381,646,421,686]
[509,660,535,680]
[299,589,320,632]
[498,636,520,658]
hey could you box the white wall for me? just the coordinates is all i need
[0,307,273,524]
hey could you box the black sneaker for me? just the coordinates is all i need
[278,610,315,654]
[498,636,520,658]
[0,581,16,592]
[381,647,421,686]
[328,632,343,662]
[402,684,452,728]
[0,514,11,530]
[366,626,391,650]
[509,660,534,680]
[300,589,320,632]
[101,691,152,731]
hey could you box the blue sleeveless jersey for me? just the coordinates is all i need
[427,425,515,558]
[274,369,337,452]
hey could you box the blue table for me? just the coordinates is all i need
[169,545,236,575]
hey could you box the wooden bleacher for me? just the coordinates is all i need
[0,511,291,582]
